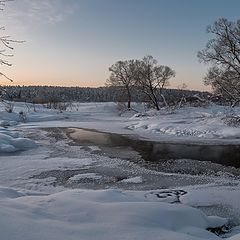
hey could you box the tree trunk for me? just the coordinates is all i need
[161,94,168,108]
[151,90,160,110]
[127,100,131,109]
[142,88,160,110]
[126,87,131,109]
[154,99,160,110]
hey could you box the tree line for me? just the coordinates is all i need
[1,85,208,106]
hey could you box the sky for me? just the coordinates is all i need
[0,0,240,90]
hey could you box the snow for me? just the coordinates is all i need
[0,188,232,240]
[4,102,239,144]
[120,176,143,183]
[69,173,102,181]
[0,132,37,153]
[1,101,240,239]
[181,185,240,225]
[127,105,240,142]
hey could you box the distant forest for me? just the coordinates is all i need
[1,85,210,105]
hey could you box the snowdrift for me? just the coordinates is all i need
[0,188,235,240]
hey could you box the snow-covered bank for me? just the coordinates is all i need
[1,187,238,240]
[0,131,37,153]
[4,101,240,144]
[127,106,240,142]
[1,101,240,142]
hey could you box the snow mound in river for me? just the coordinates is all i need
[0,132,37,153]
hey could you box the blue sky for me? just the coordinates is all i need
[1,0,240,90]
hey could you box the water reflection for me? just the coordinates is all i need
[68,128,240,168]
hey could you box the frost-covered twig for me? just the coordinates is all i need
[0,0,24,82]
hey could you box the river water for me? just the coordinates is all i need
[68,128,240,168]
[34,128,240,191]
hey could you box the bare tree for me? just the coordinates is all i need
[107,59,139,109]
[0,0,23,111]
[198,18,240,105]
[137,55,175,110]
[0,0,23,83]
